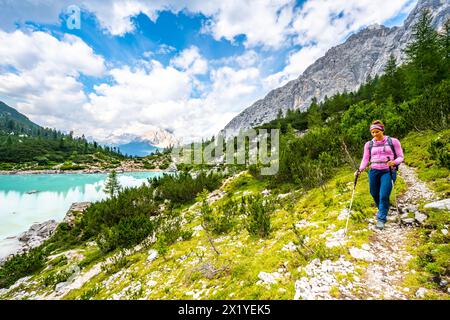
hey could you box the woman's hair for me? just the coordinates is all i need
[371,120,384,126]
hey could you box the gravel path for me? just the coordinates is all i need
[360,164,435,299]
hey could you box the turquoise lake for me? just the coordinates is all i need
[0,172,164,258]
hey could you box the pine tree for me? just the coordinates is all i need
[104,170,121,198]
[276,109,283,129]
[59,137,65,149]
[404,9,442,94]
[307,97,323,128]
[379,54,405,103]
[384,54,397,78]
[439,19,450,77]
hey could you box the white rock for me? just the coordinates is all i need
[147,250,158,262]
[337,209,349,221]
[424,199,450,211]
[147,280,157,287]
[193,225,203,231]
[349,247,375,262]
[414,212,427,224]
[441,229,448,236]
[55,282,68,293]
[325,229,346,248]
[415,287,427,298]
[282,242,297,252]
[258,272,280,284]
[361,244,371,250]
[401,218,416,225]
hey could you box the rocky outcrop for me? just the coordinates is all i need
[0,202,91,265]
[222,0,450,136]
[64,202,91,227]
[18,220,59,250]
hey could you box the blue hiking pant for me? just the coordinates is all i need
[369,169,397,223]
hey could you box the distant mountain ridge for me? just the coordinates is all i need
[0,101,125,164]
[0,100,176,157]
[0,101,40,133]
[222,0,450,136]
[103,128,180,157]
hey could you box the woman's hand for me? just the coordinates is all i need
[354,169,361,177]
[387,160,396,167]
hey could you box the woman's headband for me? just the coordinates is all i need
[370,124,384,132]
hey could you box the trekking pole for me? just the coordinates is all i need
[387,157,401,226]
[344,173,359,237]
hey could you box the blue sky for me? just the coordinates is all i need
[0,0,417,144]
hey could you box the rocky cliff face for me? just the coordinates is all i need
[222,0,450,136]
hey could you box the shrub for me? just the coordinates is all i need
[80,285,101,300]
[143,162,156,169]
[59,164,86,170]
[101,250,129,275]
[43,265,78,288]
[154,214,190,257]
[200,195,238,235]
[292,226,342,263]
[97,215,155,253]
[151,171,222,204]
[159,161,170,170]
[0,247,45,288]
[241,195,275,238]
[33,156,49,165]
[428,134,450,169]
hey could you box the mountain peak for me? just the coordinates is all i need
[222,0,449,136]
[104,127,180,149]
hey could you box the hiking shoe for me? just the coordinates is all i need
[376,221,385,230]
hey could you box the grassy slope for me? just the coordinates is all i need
[400,129,450,299]
[0,131,448,300]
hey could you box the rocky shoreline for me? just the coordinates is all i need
[0,202,92,265]
[0,167,169,175]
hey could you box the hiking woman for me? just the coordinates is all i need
[355,120,404,230]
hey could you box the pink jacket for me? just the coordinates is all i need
[358,136,404,171]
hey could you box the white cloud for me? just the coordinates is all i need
[81,0,297,48]
[83,61,191,125]
[80,0,166,35]
[0,30,105,129]
[0,30,104,76]
[197,0,296,49]
[0,0,298,49]
[0,0,73,31]
[264,0,416,89]
[171,46,208,75]
[81,55,261,143]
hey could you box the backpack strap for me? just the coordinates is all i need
[369,140,374,163]
[387,136,399,170]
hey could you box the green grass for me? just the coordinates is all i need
[401,129,450,196]
[400,129,450,299]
